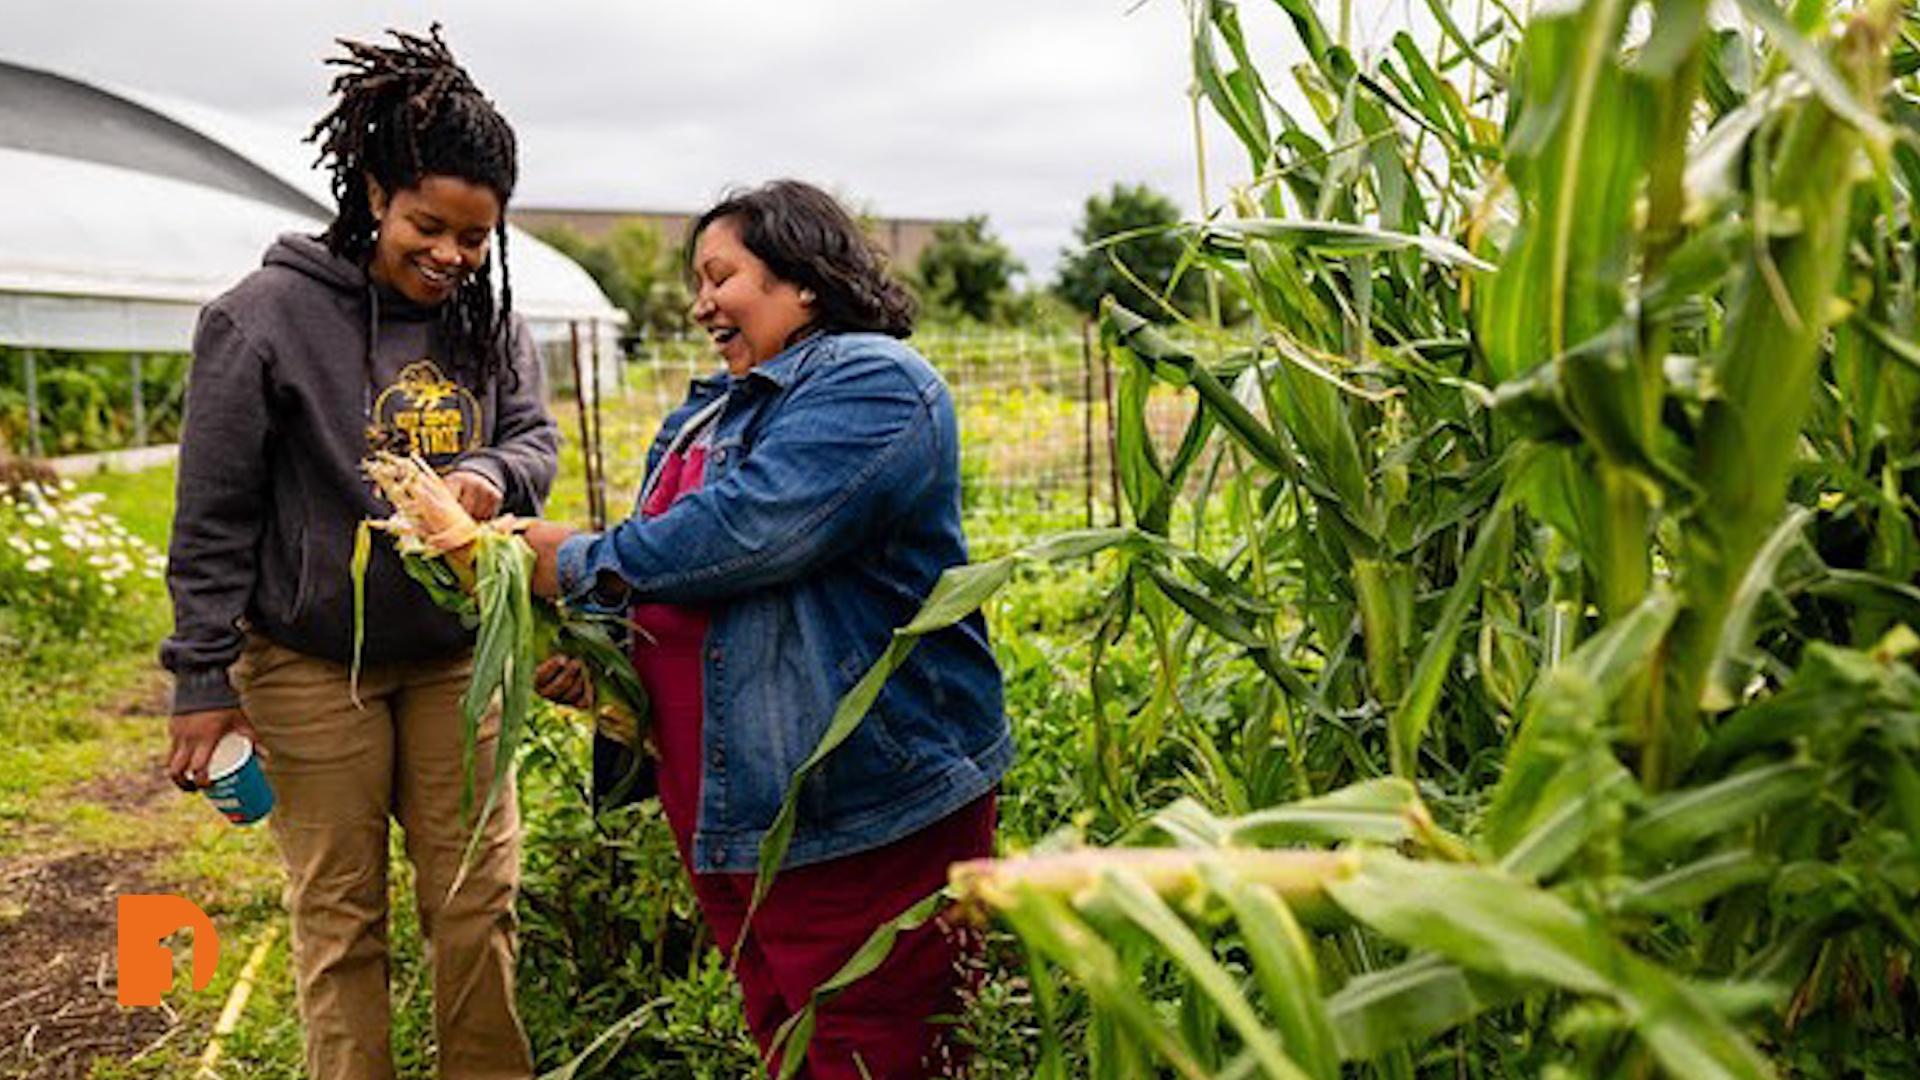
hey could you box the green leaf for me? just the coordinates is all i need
[1420,0,1506,85]
[1103,867,1316,1080]
[1701,508,1812,711]
[1496,753,1637,881]
[1729,0,1893,145]
[1627,762,1819,861]
[1225,778,1423,848]
[1329,854,1776,1079]
[1485,588,1675,868]
[998,887,1211,1079]
[1478,0,1650,379]
[1194,0,1274,171]
[1326,954,1521,1061]
[349,519,371,708]
[1207,219,1493,271]
[1389,483,1521,776]
[535,999,665,1080]
[451,535,538,900]
[1617,850,1775,916]
[770,888,951,1079]
[748,529,1145,937]
[1197,859,1341,1079]
[1329,854,1617,995]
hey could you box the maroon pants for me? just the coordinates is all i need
[690,795,995,1079]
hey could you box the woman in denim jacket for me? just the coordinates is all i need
[525,180,1007,1077]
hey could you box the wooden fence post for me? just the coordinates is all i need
[1081,322,1094,529]
[567,320,604,530]
[588,319,607,529]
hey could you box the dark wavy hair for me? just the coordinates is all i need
[689,180,916,338]
[306,25,520,390]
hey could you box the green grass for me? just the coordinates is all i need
[71,463,178,551]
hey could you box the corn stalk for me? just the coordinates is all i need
[752,1,1920,1076]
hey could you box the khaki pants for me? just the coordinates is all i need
[234,635,533,1080]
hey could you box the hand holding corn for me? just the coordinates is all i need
[357,450,646,750]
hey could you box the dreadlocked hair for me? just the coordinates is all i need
[307,24,521,392]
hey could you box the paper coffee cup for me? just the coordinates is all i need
[204,732,274,825]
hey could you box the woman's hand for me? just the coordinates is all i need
[445,469,504,520]
[167,707,262,790]
[535,655,593,709]
[523,519,577,599]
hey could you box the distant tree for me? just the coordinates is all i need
[913,215,1024,324]
[534,221,691,341]
[1054,182,1203,321]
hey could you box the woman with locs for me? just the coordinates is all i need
[524,179,1008,1078]
[160,27,554,1079]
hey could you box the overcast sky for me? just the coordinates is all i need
[3,1,1437,282]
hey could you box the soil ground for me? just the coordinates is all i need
[0,674,287,1079]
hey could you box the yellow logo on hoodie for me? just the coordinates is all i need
[372,361,481,465]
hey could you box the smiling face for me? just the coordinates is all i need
[366,174,502,307]
[690,217,815,375]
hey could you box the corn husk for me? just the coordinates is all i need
[361,451,490,586]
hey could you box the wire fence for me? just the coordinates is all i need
[9,329,1199,552]
[590,328,1182,553]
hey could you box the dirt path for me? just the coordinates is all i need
[0,678,195,1079]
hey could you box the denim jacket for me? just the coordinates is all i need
[557,332,1010,873]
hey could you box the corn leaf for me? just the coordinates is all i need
[1325,954,1522,1061]
[1328,854,1775,1078]
[1627,761,1820,861]
[770,887,951,1080]
[1208,219,1492,271]
[1197,859,1342,1079]
[1102,867,1316,1080]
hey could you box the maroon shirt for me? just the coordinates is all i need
[630,440,711,860]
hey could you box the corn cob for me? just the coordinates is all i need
[361,451,488,587]
[357,449,645,751]
[949,848,1356,926]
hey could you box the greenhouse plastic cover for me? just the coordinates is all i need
[0,60,624,354]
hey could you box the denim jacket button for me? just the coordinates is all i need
[709,748,725,769]
[707,646,723,664]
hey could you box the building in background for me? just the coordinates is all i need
[0,59,625,462]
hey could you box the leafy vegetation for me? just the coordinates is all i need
[913,215,1026,324]
[0,468,168,744]
[1054,182,1207,321]
[0,350,187,456]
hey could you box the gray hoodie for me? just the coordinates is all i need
[161,233,560,714]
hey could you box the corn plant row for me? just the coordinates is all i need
[758,1,1920,1075]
